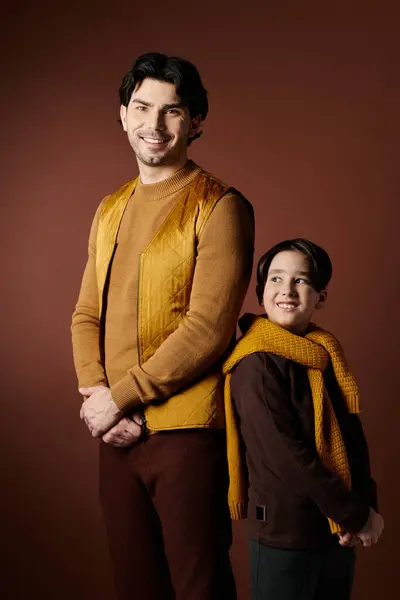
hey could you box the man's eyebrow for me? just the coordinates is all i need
[130,99,184,111]
[162,102,184,110]
[131,98,153,106]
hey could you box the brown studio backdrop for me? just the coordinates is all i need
[1,1,398,598]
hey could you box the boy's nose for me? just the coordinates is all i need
[282,285,297,297]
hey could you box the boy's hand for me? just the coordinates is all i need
[356,507,384,547]
[338,532,358,547]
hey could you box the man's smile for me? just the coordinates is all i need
[140,136,170,147]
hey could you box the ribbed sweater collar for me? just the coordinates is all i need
[135,160,202,201]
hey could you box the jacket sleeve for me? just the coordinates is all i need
[342,414,378,511]
[110,192,255,411]
[71,201,108,389]
[326,363,378,512]
[231,353,370,533]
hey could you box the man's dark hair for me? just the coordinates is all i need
[256,238,333,303]
[119,52,208,144]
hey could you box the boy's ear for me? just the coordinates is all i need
[315,289,328,310]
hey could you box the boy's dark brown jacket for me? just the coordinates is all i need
[230,315,377,550]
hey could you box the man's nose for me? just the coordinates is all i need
[148,110,166,131]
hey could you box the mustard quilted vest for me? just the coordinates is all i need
[96,171,232,432]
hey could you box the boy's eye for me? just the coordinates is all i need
[296,278,309,284]
[270,276,282,283]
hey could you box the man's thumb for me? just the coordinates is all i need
[79,387,96,396]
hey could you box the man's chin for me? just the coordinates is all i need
[137,153,169,167]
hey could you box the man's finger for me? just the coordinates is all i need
[113,427,138,442]
[103,425,140,445]
[103,430,123,443]
[132,413,143,426]
[103,433,130,446]
[124,420,142,437]
[113,418,141,437]
[109,439,132,448]
[91,427,103,438]
[102,426,126,443]
[79,387,97,396]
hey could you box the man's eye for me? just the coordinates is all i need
[135,105,146,111]
[166,109,178,115]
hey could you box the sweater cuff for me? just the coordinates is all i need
[111,374,142,412]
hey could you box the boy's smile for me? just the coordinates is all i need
[262,250,327,335]
[276,301,299,311]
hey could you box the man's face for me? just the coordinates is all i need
[262,250,327,335]
[120,78,202,168]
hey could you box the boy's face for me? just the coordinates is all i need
[262,250,327,335]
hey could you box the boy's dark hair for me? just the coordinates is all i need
[256,238,333,303]
[118,52,208,145]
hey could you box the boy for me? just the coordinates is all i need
[223,239,384,600]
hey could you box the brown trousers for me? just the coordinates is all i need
[99,429,236,600]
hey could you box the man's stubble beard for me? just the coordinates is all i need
[135,149,173,167]
[131,134,188,169]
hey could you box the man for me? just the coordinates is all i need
[71,52,254,600]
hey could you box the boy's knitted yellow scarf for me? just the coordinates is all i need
[223,316,361,534]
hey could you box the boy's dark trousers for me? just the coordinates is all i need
[99,429,236,600]
[250,538,356,600]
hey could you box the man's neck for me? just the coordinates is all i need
[138,157,188,184]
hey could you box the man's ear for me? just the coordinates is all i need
[120,105,128,132]
[316,289,328,310]
[189,115,203,138]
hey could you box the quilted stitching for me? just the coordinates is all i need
[138,174,230,430]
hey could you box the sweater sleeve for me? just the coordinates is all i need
[110,192,254,411]
[231,353,370,533]
[71,201,108,389]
